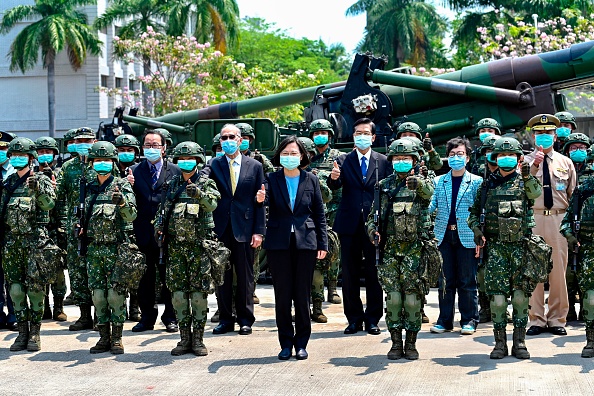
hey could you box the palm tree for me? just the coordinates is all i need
[165,0,240,53]
[0,0,102,137]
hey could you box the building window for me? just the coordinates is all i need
[115,78,122,88]
[129,79,135,90]
[101,75,108,87]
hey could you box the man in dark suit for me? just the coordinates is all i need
[131,129,181,333]
[328,118,391,335]
[202,124,266,335]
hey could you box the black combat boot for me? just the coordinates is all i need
[582,329,594,358]
[478,292,492,323]
[310,300,327,323]
[511,327,530,359]
[53,297,67,321]
[27,323,41,352]
[327,281,341,304]
[9,322,29,352]
[490,329,508,359]
[171,327,192,356]
[110,324,124,354]
[90,324,111,354]
[210,309,220,323]
[129,293,141,322]
[403,331,419,360]
[192,325,208,356]
[387,329,404,360]
[69,304,93,331]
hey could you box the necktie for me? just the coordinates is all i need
[361,156,367,181]
[150,163,158,188]
[229,159,237,194]
[542,155,553,209]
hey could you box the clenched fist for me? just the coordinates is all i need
[186,181,201,198]
[27,176,39,191]
[111,186,124,206]
[521,161,531,179]
[423,133,433,152]
[406,175,419,190]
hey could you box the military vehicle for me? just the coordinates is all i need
[110,40,594,156]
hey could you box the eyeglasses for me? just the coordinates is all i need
[143,144,163,149]
[353,131,372,137]
[569,146,588,152]
[280,151,301,157]
[220,135,239,141]
[448,151,467,158]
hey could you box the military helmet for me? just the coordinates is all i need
[74,126,95,139]
[35,136,59,154]
[63,128,78,143]
[154,128,173,147]
[400,136,426,156]
[114,134,141,154]
[479,135,501,154]
[8,137,38,159]
[309,119,334,137]
[554,111,577,130]
[491,137,523,157]
[172,141,205,164]
[562,133,591,154]
[387,138,420,162]
[475,118,501,135]
[236,123,255,139]
[298,137,316,154]
[211,133,221,152]
[87,141,118,160]
[396,122,423,140]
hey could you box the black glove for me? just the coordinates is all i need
[423,136,433,152]
[27,176,39,191]
[420,165,429,178]
[186,182,201,198]
[111,189,124,205]
[406,175,419,191]
[566,234,579,252]
[521,161,530,179]
[473,228,485,247]
[253,152,264,165]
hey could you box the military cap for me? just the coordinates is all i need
[74,127,96,139]
[527,114,560,131]
[0,130,16,147]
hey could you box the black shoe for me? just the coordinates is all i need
[366,323,381,335]
[132,322,155,332]
[213,323,235,334]
[549,326,567,336]
[238,325,252,335]
[164,322,179,333]
[344,322,363,334]
[278,348,292,360]
[526,325,546,336]
[295,348,308,360]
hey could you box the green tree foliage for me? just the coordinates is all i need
[0,0,102,136]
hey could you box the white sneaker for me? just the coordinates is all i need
[430,324,447,333]
[461,324,476,335]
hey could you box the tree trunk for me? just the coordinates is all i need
[142,55,152,116]
[47,59,56,137]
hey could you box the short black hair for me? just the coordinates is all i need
[142,129,166,146]
[446,137,471,156]
[271,135,310,168]
[353,118,376,135]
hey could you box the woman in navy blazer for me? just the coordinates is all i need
[257,136,328,361]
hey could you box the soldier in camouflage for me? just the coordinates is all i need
[55,127,97,331]
[154,128,175,158]
[470,118,502,176]
[1,138,56,352]
[562,133,593,323]
[366,139,434,360]
[554,111,577,152]
[154,141,220,356]
[468,137,542,359]
[35,136,68,322]
[560,171,594,358]
[395,122,442,171]
[308,119,343,304]
[81,141,137,354]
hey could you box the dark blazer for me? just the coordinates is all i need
[131,159,181,247]
[201,154,266,242]
[327,149,391,235]
[263,169,328,251]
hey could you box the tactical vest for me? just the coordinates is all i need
[484,176,531,242]
[166,175,214,242]
[2,176,49,235]
[578,193,594,239]
[311,148,341,171]
[85,180,131,243]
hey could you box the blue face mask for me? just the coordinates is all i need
[93,161,113,175]
[215,151,224,157]
[144,148,162,162]
[534,133,554,149]
[570,149,588,163]
[393,160,413,173]
[38,154,54,164]
[313,135,329,146]
[178,159,197,172]
[479,132,493,143]
[486,152,495,164]
[556,127,571,139]
[9,156,29,170]
[354,135,372,150]
[280,155,301,170]
[239,139,250,151]
[118,152,135,163]
[0,150,7,164]
[76,143,93,157]
[67,143,78,154]
[221,139,239,155]
[448,155,466,171]
[497,156,518,171]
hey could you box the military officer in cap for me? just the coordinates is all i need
[395,122,442,171]
[525,114,576,336]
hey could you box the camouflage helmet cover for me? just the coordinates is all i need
[35,136,59,154]
[387,138,420,162]
[298,136,316,154]
[114,134,141,154]
[562,132,590,154]
[172,141,205,164]
[8,137,38,159]
[396,122,423,140]
[236,123,255,139]
[309,119,334,137]
[87,141,118,160]
[491,137,523,157]
[479,135,501,154]
[554,111,577,129]
[475,118,501,135]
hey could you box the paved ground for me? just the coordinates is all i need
[1,285,593,396]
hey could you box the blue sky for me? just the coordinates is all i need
[235,0,456,54]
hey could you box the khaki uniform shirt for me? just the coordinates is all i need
[525,149,576,211]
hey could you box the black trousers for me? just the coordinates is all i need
[268,235,316,350]
[136,243,176,326]
[217,226,255,327]
[339,218,383,326]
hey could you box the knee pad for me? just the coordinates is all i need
[511,290,527,307]
[9,283,26,301]
[404,294,421,311]
[171,291,187,306]
[583,290,594,321]
[107,289,125,307]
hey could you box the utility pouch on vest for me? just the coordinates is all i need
[392,202,417,242]
[497,201,523,242]
[169,203,200,241]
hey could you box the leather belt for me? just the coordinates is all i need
[447,224,457,231]
[537,209,565,216]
